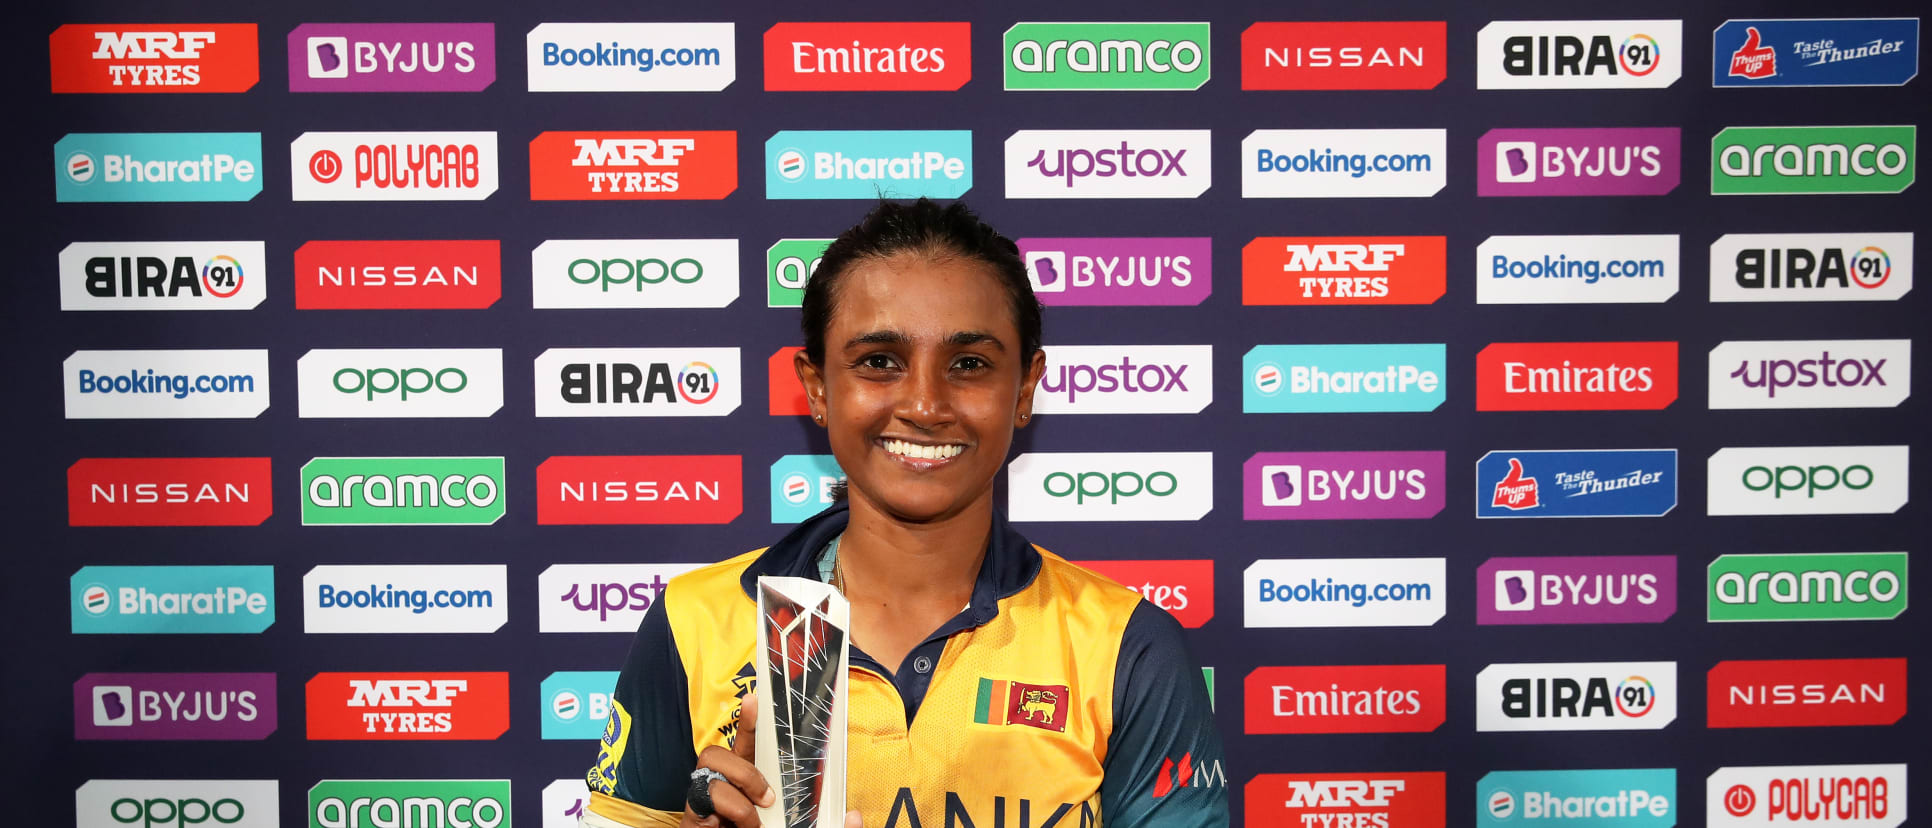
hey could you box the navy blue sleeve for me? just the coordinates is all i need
[587,586,698,812]
[1100,601,1230,827]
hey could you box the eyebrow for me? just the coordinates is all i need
[843,329,1007,351]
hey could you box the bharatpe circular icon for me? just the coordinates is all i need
[552,690,580,720]
[66,151,96,183]
[783,473,811,505]
[82,584,111,615]
[1253,363,1283,394]
[1489,790,1516,819]
[777,148,805,180]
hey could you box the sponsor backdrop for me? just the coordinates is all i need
[8,2,1923,827]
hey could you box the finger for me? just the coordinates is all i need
[846,809,864,828]
[705,776,762,828]
[734,692,759,761]
[700,746,776,808]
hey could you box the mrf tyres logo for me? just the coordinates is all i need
[306,672,509,740]
[75,779,280,828]
[64,349,269,420]
[538,563,701,633]
[1006,452,1212,522]
[531,131,737,200]
[529,22,734,92]
[1005,130,1211,199]
[1032,345,1211,414]
[1478,556,1677,626]
[1476,341,1678,411]
[1018,237,1211,306]
[1242,235,1447,306]
[60,241,266,311]
[1477,235,1680,304]
[1707,445,1908,516]
[51,24,260,93]
[1244,557,1446,628]
[1477,662,1677,732]
[1241,21,1447,90]
[72,565,274,635]
[291,131,498,201]
[1710,552,1908,623]
[1244,344,1445,413]
[295,239,502,310]
[1714,18,1920,88]
[1244,664,1446,734]
[1003,22,1209,90]
[1707,657,1907,729]
[68,457,273,527]
[1706,764,1906,828]
[542,671,620,739]
[303,564,506,634]
[1477,20,1682,89]
[1710,232,1913,303]
[533,347,741,417]
[1713,125,1916,195]
[767,21,970,91]
[1479,128,1681,197]
[1248,772,1447,828]
[55,132,261,203]
[1244,451,1445,520]
[300,457,505,526]
[1075,559,1214,628]
[1710,339,1910,409]
[309,780,509,828]
[1242,129,1446,198]
[768,130,970,199]
[74,672,275,741]
[289,23,495,92]
[1477,449,1677,519]
[1479,769,1676,828]
[297,349,504,419]
[536,455,743,525]
[532,239,739,309]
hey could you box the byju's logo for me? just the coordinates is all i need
[75,780,279,828]
[1710,339,1910,409]
[1479,128,1681,196]
[1709,552,1908,623]
[1245,558,1446,628]
[531,130,738,200]
[1714,19,1920,87]
[537,563,701,633]
[532,239,739,309]
[1477,556,1676,625]
[1003,22,1210,90]
[767,239,831,308]
[291,131,499,201]
[67,457,272,527]
[51,24,260,93]
[767,22,970,91]
[1478,769,1676,828]
[296,348,505,418]
[1707,658,1907,728]
[1477,235,1680,304]
[1477,662,1678,731]
[1007,452,1214,522]
[289,23,494,92]
[768,130,971,199]
[1249,773,1447,828]
[1075,559,1214,628]
[74,673,275,740]
[1244,664,1446,734]
[1477,20,1683,89]
[64,349,269,420]
[59,241,266,311]
[536,455,743,525]
[1476,449,1677,518]
[1243,129,1446,198]
[72,565,274,634]
[1241,21,1447,90]
[770,454,843,524]
[294,239,502,310]
[309,781,509,828]
[1242,235,1447,306]
[1476,341,1678,411]
[1712,125,1916,195]
[541,671,619,739]
[303,564,507,634]
[528,23,735,92]
[1244,344,1445,413]
[301,457,506,526]
[1245,451,1445,520]
[1709,233,1913,303]
[1034,345,1211,414]
[1005,130,1210,199]
[306,672,509,740]
[1706,445,1908,516]
[1017,237,1210,306]
[1706,764,1906,828]
[55,132,261,202]
[534,347,741,417]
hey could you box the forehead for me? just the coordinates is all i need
[830,253,1016,339]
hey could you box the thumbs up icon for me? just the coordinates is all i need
[1728,26,1777,79]
[1490,457,1539,510]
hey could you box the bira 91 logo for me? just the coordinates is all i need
[51,24,259,93]
[1712,125,1916,195]
[72,565,274,635]
[1478,769,1676,828]
[55,132,261,202]
[1244,344,1446,413]
[1709,339,1911,410]
[1242,129,1447,198]
[1706,764,1906,828]
[1709,552,1908,623]
[68,457,272,526]
[306,672,508,740]
[1707,658,1906,728]
[1003,22,1209,91]
[1018,237,1211,306]
[304,564,507,634]
[74,673,275,740]
[766,21,971,91]
[531,130,738,200]
[542,671,620,739]
[1242,235,1447,305]
[300,456,506,526]
[532,239,739,309]
[1476,449,1678,518]
[297,348,505,419]
[769,130,971,199]
[1241,21,1446,90]
[1007,452,1214,522]
[291,131,498,201]
[1477,20,1683,89]
[288,23,495,92]
[310,780,510,828]
[1005,130,1211,199]
[767,239,831,308]
[1706,445,1909,516]
[1244,664,1446,734]
[59,241,267,311]
[1477,662,1677,732]
[1075,559,1214,628]
[536,455,743,525]
[1249,772,1448,828]
[1033,344,1212,414]
[527,23,734,92]
[64,349,270,420]
[770,454,843,524]
[293,239,502,310]
[1244,557,1447,628]
[1714,18,1920,88]
[1244,451,1445,520]
[1476,341,1678,411]
[1477,235,1680,304]
[1709,233,1913,303]
[1479,128,1681,197]
[533,347,741,418]
[1477,556,1677,626]
[74,779,280,828]
[537,563,701,633]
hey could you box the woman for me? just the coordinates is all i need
[581,199,1226,828]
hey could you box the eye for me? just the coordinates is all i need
[856,353,897,371]
[954,355,988,372]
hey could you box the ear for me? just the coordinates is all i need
[1014,348,1047,428]
[794,349,828,424]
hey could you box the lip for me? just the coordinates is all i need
[877,436,968,469]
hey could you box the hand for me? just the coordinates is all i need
[683,693,775,828]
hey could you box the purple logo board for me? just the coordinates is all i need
[1477,556,1678,625]
[1243,451,1446,520]
[1477,128,1681,196]
[1016,237,1211,306]
[288,23,496,92]
[74,673,276,740]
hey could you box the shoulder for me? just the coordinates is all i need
[662,547,763,605]
[1022,545,1148,629]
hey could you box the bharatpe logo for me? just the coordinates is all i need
[310,780,510,828]
[541,671,619,739]
[68,456,273,527]
[306,671,509,740]
[300,457,506,526]
[536,455,743,525]
[50,24,260,93]
[1003,22,1210,90]
[1240,21,1447,90]
[1479,128,1681,197]
[1712,125,1916,195]
[55,132,261,202]
[1707,445,1909,516]
[1244,558,1446,628]
[1076,559,1214,628]
[767,130,971,199]
[1477,235,1680,304]
[1242,235,1447,306]
[1017,237,1210,306]
[1706,764,1907,828]
[291,131,499,201]
[1034,345,1211,414]
[75,779,279,828]
[1709,552,1908,623]
[297,348,504,419]
[1477,662,1677,732]
[1250,772,1448,828]
[1477,556,1677,625]
[1007,452,1213,522]
[767,239,831,308]
[1244,664,1446,734]
[537,563,700,633]
[531,130,738,200]
[533,239,739,309]
[1476,449,1677,519]
[74,673,275,740]
[1710,339,1910,410]
[1478,769,1676,828]
[304,564,507,634]
[1714,19,1920,87]
[71,565,274,634]
[771,454,843,524]
[1706,657,1906,729]
[64,349,269,420]
[59,241,266,311]
[766,21,970,91]
[1710,233,1914,303]
[1245,451,1445,520]
[534,347,741,417]
[1005,130,1211,199]
[295,240,502,310]
[529,22,735,92]
[289,23,495,92]
[1476,341,1678,411]
[1477,20,1683,89]
[1243,129,1446,198]
[1244,344,1445,413]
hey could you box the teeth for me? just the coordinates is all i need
[884,439,963,460]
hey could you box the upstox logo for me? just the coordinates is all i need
[1003,22,1210,90]
[1707,445,1909,516]
[1477,20,1683,89]
[1007,452,1213,522]
[76,780,279,828]
[60,242,266,311]
[1713,125,1916,195]
[72,565,273,634]
[1035,345,1212,414]
[767,238,831,307]
[766,130,971,199]
[541,671,619,739]
[1477,662,1678,732]
[300,457,506,526]
[1243,129,1446,198]
[533,239,739,309]
[309,780,509,828]
[303,564,507,634]
[1709,552,1908,623]
[1006,130,1211,199]
[297,349,505,418]
[1245,344,1445,413]
[1477,235,1680,304]
[1709,339,1910,410]
[771,454,843,524]
[55,132,261,202]
[1709,233,1913,303]
[1479,769,1675,828]
[64,349,269,420]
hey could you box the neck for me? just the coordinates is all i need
[837,490,990,606]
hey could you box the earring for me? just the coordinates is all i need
[814,413,824,423]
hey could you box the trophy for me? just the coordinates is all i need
[754,576,850,828]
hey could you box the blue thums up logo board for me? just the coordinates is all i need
[1243,344,1446,413]
[55,133,263,202]
[541,670,619,739]
[1477,450,1677,518]
[1714,19,1919,87]
[1479,769,1675,828]
[765,130,973,199]
[771,454,844,524]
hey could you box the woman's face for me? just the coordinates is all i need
[796,252,1044,524]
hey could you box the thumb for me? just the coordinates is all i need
[733,692,758,761]
[1742,26,1762,51]
[1502,458,1527,484]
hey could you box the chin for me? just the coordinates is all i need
[854,480,988,524]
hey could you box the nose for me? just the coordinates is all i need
[894,359,955,430]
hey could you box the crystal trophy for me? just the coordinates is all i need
[754,575,849,828]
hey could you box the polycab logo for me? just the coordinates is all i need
[64,349,269,420]
[766,22,970,91]
[1004,22,1210,91]
[1242,235,1446,306]
[543,778,590,828]
[1243,129,1446,198]
[534,347,742,418]
[768,347,813,415]
[541,671,619,739]
[1034,345,1211,414]
[301,457,506,526]
[1248,772,1447,828]
[1708,658,1907,728]
[1477,20,1683,89]
[1476,662,1678,732]
[1710,339,1910,409]
[1710,233,1913,303]
[770,454,843,524]
[1479,128,1681,196]
[51,25,259,93]
[1007,452,1213,523]
[768,239,832,308]
[532,239,739,309]
[1709,552,1909,623]
[68,457,272,527]
[1714,19,1920,87]
[537,563,701,633]
[1707,764,1906,828]
[1244,665,1446,734]
[1478,235,1680,304]
[303,564,507,634]
[528,23,735,92]
[74,780,279,828]
[71,565,274,635]
[294,240,502,310]
[1478,769,1676,828]
[1244,451,1445,520]
[769,130,971,199]
[1075,559,1214,628]
[1707,445,1909,516]
[1243,344,1445,413]
[1475,449,1678,519]
[1712,126,1916,195]
[531,130,737,200]
[290,131,498,201]
[59,241,266,311]
[74,673,275,740]
[309,781,509,828]
[288,23,494,92]
[1476,341,1678,411]
[306,672,508,740]
[1477,556,1677,626]
[54,132,261,202]
[536,455,743,525]
[297,348,505,419]
[1242,21,1446,90]
[1017,237,1211,306]
[1005,130,1210,199]
[1244,558,1446,628]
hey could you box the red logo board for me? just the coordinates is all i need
[1241,22,1446,90]
[1245,665,1445,734]
[1247,772,1447,828]
[50,24,260,93]
[529,131,738,201]
[1707,658,1907,729]
[293,240,501,310]
[306,672,508,740]
[769,347,812,416]
[1242,236,1446,305]
[67,457,272,526]
[1475,341,1678,411]
[1075,560,1214,628]
[536,455,743,525]
[765,22,971,91]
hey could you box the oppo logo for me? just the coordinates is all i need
[1710,446,1907,516]
[297,349,503,418]
[1045,469,1179,504]
[75,780,279,828]
[1008,452,1212,522]
[532,239,739,309]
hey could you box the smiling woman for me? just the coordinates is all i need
[581,199,1227,828]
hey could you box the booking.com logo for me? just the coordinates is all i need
[315,583,493,614]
